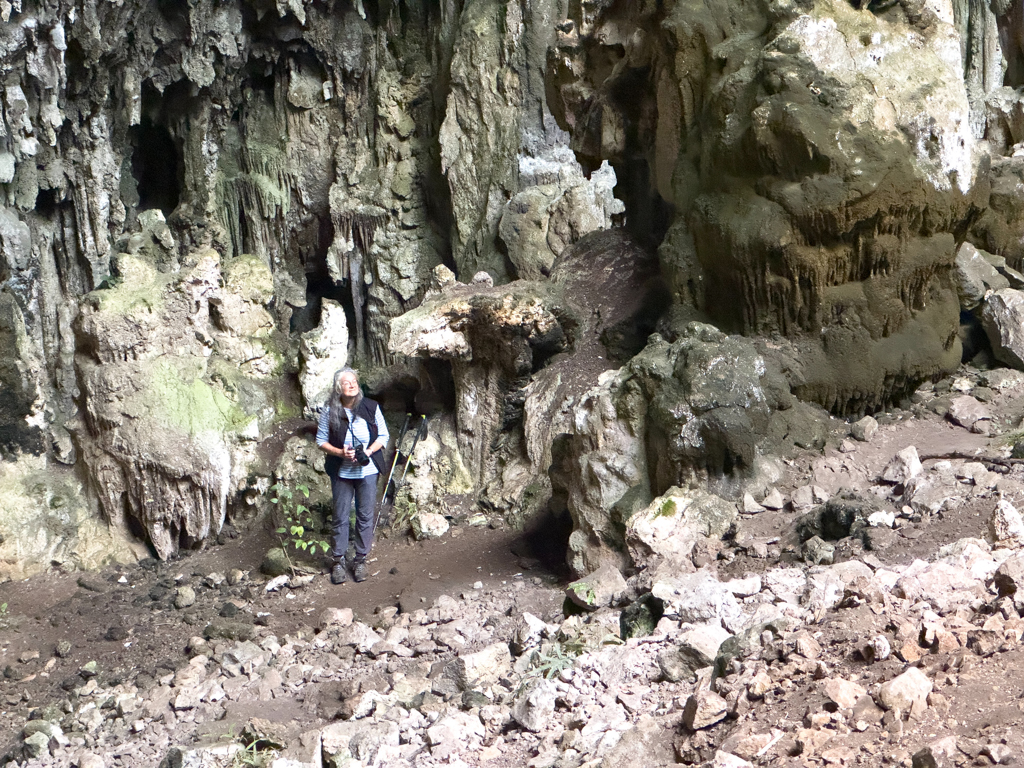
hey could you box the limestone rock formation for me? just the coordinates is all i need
[75,247,279,558]
[551,323,822,574]
[6,0,1024,575]
[548,0,990,413]
[390,265,578,492]
[0,0,586,564]
[299,299,350,417]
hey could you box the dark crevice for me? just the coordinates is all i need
[129,82,187,216]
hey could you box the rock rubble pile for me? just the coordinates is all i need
[8,484,1024,768]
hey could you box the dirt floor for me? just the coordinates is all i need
[0,521,541,752]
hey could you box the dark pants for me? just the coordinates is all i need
[329,474,378,563]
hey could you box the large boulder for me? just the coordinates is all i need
[982,288,1024,369]
[75,250,280,558]
[626,487,738,572]
[549,0,985,413]
[552,323,798,574]
[0,455,143,581]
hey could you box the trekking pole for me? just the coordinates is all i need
[381,413,410,503]
[372,412,411,536]
[397,415,428,488]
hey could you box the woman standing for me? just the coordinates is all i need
[316,367,389,584]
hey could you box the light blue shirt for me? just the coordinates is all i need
[316,404,390,479]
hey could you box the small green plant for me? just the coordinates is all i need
[270,483,328,572]
[517,626,623,695]
[516,643,579,696]
[231,741,275,768]
[568,582,597,606]
[531,643,578,679]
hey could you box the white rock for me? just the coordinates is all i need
[867,510,895,528]
[763,568,807,605]
[711,751,754,768]
[450,642,512,690]
[265,575,289,593]
[951,376,976,393]
[991,500,1024,547]
[742,493,765,514]
[426,711,485,746]
[866,635,891,662]
[512,680,557,733]
[626,488,738,569]
[318,607,354,631]
[682,690,728,729]
[877,666,932,715]
[411,512,449,540]
[982,369,1024,390]
[676,624,732,672]
[761,489,785,510]
[850,416,878,442]
[723,574,762,597]
[881,446,923,484]
[566,563,628,609]
[947,395,991,431]
[913,736,960,768]
[983,288,1024,369]
[651,570,742,624]
[956,242,1008,309]
[77,753,106,768]
[791,486,815,509]
[320,720,400,764]
[336,622,381,654]
[822,678,866,710]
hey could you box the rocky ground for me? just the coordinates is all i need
[6,367,1024,768]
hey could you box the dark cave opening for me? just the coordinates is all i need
[292,263,354,339]
[413,359,457,416]
[606,159,673,253]
[518,503,574,579]
[130,118,182,216]
[34,188,59,218]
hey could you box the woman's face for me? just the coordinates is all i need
[339,374,360,397]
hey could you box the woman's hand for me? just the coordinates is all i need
[342,446,356,461]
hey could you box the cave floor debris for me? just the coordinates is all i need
[5,368,1024,766]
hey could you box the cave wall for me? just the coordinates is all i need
[546,0,1024,414]
[4,0,1024,574]
[0,0,618,570]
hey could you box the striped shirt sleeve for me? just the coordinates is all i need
[374,405,390,445]
[316,407,331,446]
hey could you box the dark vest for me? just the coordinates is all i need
[324,398,387,477]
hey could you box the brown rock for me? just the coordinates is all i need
[933,629,960,653]
[877,667,932,717]
[683,690,728,730]
[746,671,772,700]
[897,640,926,663]
[912,736,958,768]
[926,692,949,718]
[795,728,833,757]
[968,629,1003,657]
[793,632,822,660]
[821,678,867,710]
[852,694,885,725]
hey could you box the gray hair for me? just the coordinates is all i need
[333,367,361,394]
[327,367,362,444]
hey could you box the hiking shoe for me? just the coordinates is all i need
[330,562,347,585]
[353,559,369,583]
